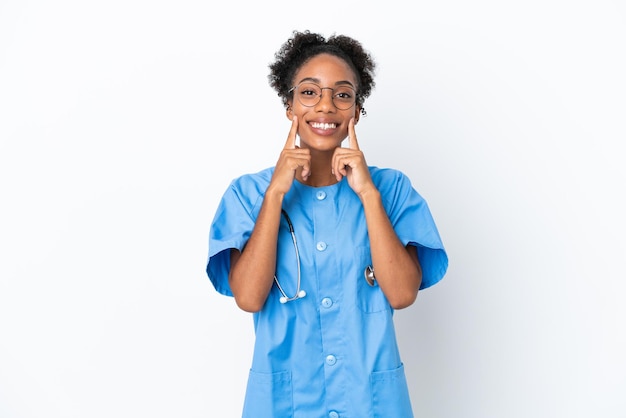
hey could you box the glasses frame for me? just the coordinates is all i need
[288,82,358,111]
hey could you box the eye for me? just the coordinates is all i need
[334,88,355,101]
[298,83,321,97]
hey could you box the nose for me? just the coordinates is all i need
[315,87,336,111]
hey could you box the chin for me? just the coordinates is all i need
[304,140,343,151]
[302,134,346,148]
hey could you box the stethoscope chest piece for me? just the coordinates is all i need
[364,265,376,286]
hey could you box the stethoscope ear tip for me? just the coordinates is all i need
[278,290,306,304]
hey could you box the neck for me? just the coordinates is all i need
[295,147,340,187]
[297,169,338,187]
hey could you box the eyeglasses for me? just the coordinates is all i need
[289,82,357,110]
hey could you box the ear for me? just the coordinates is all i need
[285,103,293,120]
[354,106,361,124]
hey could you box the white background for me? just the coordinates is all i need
[1,0,625,417]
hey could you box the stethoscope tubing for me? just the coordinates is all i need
[274,210,306,303]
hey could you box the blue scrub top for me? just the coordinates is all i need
[207,166,448,418]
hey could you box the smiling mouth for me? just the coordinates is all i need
[310,122,337,130]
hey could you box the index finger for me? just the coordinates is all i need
[347,117,360,150]
[284,115,299,149]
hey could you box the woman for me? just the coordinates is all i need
[207,30,448,418]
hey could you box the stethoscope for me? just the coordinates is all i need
[274,210,306,303]
[274,209,377,304]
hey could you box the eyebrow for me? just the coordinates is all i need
[296,77,356,88]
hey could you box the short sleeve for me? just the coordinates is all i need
[206,177,264,297]
[376,169,448,290]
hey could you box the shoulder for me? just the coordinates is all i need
[228,167,274,195]
[368,166,416,194]
[218,167,274,214]
[368,166,427,210]
[369,166,409,183]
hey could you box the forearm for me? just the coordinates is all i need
[229,189,284,312]
[359,188,422,309]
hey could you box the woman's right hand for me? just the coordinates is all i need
[229,117,308,312]
[268,116,311,195]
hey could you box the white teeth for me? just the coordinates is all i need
[311,122,336,130]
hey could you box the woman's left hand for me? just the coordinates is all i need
[332,118,375,196]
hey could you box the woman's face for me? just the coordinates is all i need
[287,53,360,152]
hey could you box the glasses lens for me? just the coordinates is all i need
[332,86,356,110]
[296,83,322,107]
[295,83,356,110]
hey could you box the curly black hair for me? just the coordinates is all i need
[268,30,376,113]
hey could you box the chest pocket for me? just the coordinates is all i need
[355,246,391,313]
